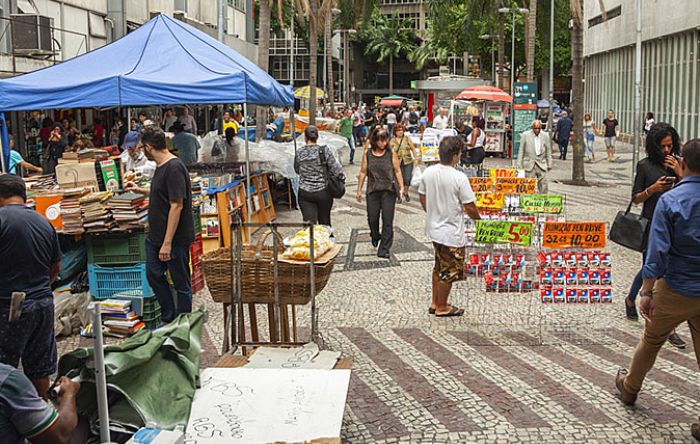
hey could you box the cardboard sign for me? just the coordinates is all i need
[475,193,505,211]
[475,221,533,246]
[494,177,537,194]
[489,168,517,178]
[520,194,564,213]
[468,177,494,193]
[542,222,606,249]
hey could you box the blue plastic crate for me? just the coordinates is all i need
[88,264,153,300]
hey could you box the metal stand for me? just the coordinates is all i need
[229,218,319,352]
[92,304,115,444]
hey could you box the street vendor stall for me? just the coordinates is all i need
[455,85,512,158]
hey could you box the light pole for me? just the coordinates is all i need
[548,0,554,136]
[498,7,529,96]
[480,34,495,85]
[632,0,642,180]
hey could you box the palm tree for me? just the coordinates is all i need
[409,39,449,71]
[526,0,537,82]
[362,13,418,95]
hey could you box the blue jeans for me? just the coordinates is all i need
[346,136,356,163]
[627,252,645,302]
[146,239,192,323]
[558,138,569,159]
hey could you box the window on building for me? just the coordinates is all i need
[386,12,420,30]
[379,0,423,5]
[89,13,107,39]
[227,0,246,12]
[588,5,622,28]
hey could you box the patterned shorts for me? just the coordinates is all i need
[433,242,466,283]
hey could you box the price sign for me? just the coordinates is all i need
[421,135,440,162]
[475,221,533,246]
[520,194,564,214]
[475,193,505,211]
[468,177,494,193]
[489,168,517,178]
[542,222,606,249]
[494,177,537,194]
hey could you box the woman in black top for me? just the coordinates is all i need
[356,128,404,258]
[42,124,67,174]
[294,125,345,226]
[625,123,685,347]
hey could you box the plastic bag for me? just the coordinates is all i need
[199,130,224,163]
[282,226,335,261]
[411,165,424,188]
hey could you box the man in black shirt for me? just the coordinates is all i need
[126,126,194,323]
[0,174,61,397]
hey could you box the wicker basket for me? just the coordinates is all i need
[201,230,337,305]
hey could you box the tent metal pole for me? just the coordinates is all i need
[0,113,9,173]
[243,103,251,222]
[290,108,297,154]
[93,304,112,443]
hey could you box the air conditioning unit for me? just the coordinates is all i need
[10,14,53,55]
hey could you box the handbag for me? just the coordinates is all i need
[609,199,649,252]
[319,145,346,199]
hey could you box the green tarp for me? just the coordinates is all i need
[57,309,205,430]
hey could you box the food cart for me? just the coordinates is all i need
[454,85,513,158]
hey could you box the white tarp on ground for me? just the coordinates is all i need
[186,368,351,444]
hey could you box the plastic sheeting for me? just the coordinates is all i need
[0,15,293,110]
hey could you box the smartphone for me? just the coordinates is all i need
[664,176,677,184]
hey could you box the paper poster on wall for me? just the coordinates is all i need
[185,368,351,444]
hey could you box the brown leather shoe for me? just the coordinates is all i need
[692,420,700,440]
[616,368,637,406]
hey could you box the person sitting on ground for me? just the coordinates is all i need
[0,175,61,399]
[419,136,481,317]
[119,131,156,180]
[0,362,80,444]
[170,121,201,166]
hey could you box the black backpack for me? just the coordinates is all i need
[409,112,418,125]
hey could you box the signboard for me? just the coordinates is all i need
[542,222,606,249]
[494,177,537,194]
[513,82,538,159]
[475,221,533,246]
[520,194,564,214]
[468,177,494,193]
[420,135,439,162]
[484,132,503,153]
[489,168,517,178]
[475,193,505,211]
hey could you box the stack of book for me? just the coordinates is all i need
[109,192,148,230]
[80,191,114,233]
[58,149,109,164]
[100,299,144,337]
[60,188,88,234]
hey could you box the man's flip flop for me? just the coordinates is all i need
[435,306,465,317]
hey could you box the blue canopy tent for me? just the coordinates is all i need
[0,13,294,178]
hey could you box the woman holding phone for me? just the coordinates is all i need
[625,123,685,347]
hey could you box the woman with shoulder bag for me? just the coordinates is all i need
[465,116,486,165]
[357,128,404,258]
[390,124,421,202]
[624,123,686,348]
[294,125,345,226]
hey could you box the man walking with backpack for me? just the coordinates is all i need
[406,106,420,133]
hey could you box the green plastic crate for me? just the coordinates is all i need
[87,231,147,265]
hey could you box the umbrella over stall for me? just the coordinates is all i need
[455,85,513,103]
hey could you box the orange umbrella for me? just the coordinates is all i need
[455,85,512,103]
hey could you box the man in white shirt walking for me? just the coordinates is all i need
[432,107,449,130]
[419,136,481,317]
[517,120,552,193]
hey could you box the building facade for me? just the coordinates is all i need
[0,0,257,78]
[583,0,700,142]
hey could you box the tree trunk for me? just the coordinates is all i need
[498,15,506,90]
[325,12,335,117]
[571,0,585,183]
[255,0,271,141]
[389,53,394,95]
[308,0,319,125]
[526,0,537,82]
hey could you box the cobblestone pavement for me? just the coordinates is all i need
[57,140,700,443]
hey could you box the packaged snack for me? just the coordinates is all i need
[590,269,601,285]
[601,252,612,267]
[588,252,601,266]
[565,253,577,267]
[554,268,566,285]
[482,254,491,266]
[516,254,526,268]
[601,269,612,285]
[577,288,590,303]
[469,253,480,264]
[601,288,613,303]
[590,289,601,303]
[577,253,589,267]
[566,288,578,303]
[577,269,590,285]
[522,280,533,291]
[553,288,565,303]
[552,253,565,267]
[541,269,553,285]
[503,254,514,266]
[566,269,578,285]
[541,287,553,303]
[282,226,335,260]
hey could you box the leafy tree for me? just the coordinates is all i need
[360,11,419,94]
